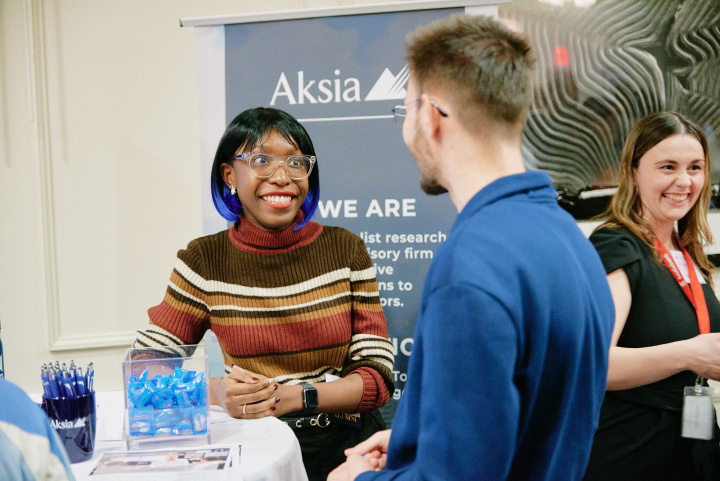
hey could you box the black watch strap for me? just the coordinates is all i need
[301,382,318,416]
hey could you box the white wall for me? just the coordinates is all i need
[0,0,418,394]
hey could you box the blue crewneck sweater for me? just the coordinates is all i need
[359,171,614,481]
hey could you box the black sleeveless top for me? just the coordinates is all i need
[590,227,720,411]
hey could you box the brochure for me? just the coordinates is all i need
[88,445,241,479]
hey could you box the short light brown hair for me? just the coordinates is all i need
[405,14,535,130]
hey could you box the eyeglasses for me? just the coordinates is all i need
[233,153,316,180]
[392,99,421,128]
[392,98,448,128]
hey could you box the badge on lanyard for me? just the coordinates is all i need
[682,377,715,440]
[653,233,715,439]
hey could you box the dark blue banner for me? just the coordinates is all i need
[224,7,462,424]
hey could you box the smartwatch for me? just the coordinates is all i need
[301,383,318,416]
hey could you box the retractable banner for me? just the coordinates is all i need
[197,5,466,424]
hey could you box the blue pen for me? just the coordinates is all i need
[47,369,60,398]
[86,362,94,393]
[75,366,85,396]
[69,361,78,396]
[61,369,75,398]
[41,368,52,398]
[59,363,71,398]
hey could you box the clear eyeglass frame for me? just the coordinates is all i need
[233,153,316,180]
[392,98,447,128]
[392,98,421,128]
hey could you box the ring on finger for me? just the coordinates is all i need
[243,404,247,415]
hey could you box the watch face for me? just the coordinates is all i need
[304,385,319,408]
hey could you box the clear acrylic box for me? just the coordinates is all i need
[122,344,210,450]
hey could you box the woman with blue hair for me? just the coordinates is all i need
[134,107,395,481]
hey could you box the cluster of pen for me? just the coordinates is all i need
[41,360,94,399]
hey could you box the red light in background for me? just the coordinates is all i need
[554,46,570,67]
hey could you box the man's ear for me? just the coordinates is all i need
[421,94,443,141]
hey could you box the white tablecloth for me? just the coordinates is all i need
[64,391,308,481]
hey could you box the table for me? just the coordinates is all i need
[45,391,309,481]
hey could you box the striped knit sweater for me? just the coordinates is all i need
[134,218,395,412]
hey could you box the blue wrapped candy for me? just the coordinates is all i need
[126,366,208,438]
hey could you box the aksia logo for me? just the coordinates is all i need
[269,66,409,105]
[365,65,409,101]
[50,417,86,430]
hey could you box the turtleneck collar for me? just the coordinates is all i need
[228,212,323,255]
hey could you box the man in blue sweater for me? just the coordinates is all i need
[329,13,614,481]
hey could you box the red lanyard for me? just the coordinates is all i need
[654,234,710,335]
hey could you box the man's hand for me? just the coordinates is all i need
[327,454,374,481]
[344,430,391,470]
[327,429,393,480]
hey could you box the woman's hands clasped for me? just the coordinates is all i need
[211,365,304,419]
[214,365,279,418]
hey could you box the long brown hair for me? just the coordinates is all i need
[596,111,714,286]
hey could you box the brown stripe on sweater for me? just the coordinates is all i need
[225,344,348,379]
[209,302,354,325]
[163,289,209,318]
[170,270,206,300]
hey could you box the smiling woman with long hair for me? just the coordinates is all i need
[584,111,720,481]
